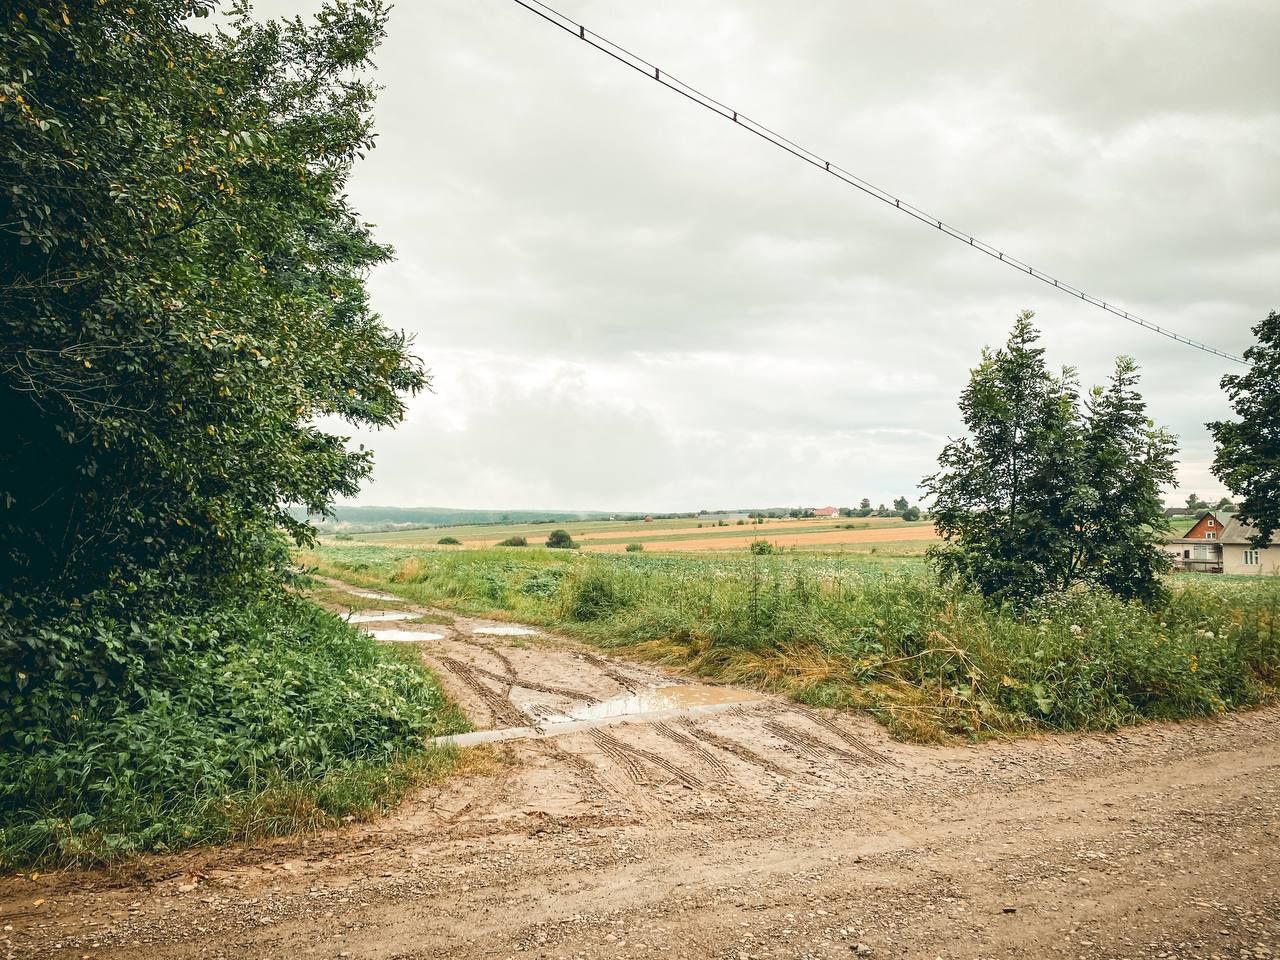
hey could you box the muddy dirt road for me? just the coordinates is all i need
[4,584,1277,959]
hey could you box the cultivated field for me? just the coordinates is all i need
[336,515,941,555]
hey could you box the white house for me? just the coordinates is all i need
[1164,512,1280,575]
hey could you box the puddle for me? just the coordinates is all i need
[433,683,768,747]
[370,628,446,643]
[348,611,415,624]
[349,589,400,601]
[472,625,540,637]
[544,684,767,724]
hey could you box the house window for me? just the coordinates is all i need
[1207,518,1215,527]
[1206,532,1216,540]
[1244,549,1260,565]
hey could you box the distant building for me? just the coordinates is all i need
[1164,512,1278,574]
[811,506,839,518]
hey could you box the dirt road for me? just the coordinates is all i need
[4,585,1277,959]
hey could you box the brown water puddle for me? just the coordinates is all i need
[435,683,768,747]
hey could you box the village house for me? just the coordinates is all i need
[811,506,839,518]
[1164,511,1280,574]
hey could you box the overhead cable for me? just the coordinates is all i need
[505,0,1246,365]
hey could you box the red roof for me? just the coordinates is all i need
[812,506,839,517]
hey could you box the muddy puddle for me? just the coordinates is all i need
[472,625,540,637]
[349,589,401,601]
[545,684,766,723]
[437,683,768,747]
[369,628,446,643]
[348,611,416,624]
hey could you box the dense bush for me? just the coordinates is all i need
[546,529,578,549]
[625,542,644,552]
[437,536,462,545]
[0,596,464,867]
[750,539,775,555]
[497,536,528,547]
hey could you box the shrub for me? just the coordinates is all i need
[749,539,775,555]
[546,529,577,549]
[497,536,528,547]
[625,542,644,552]
[437,536,462,545]
[334,532,355,541]
[0,597,464,868]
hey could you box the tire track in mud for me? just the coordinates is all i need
[674,718,793,778]
[465,664,601,704]
[763,718,864,770]
[589,728,704,790]
[651,721,732,779]
[795,706,899,766]
[481,644,517,699]
[438,656,531,729]
[579,652,640,693]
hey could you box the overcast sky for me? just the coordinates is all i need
[260,0,1277,512]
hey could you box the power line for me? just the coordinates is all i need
[504,0,1246,366]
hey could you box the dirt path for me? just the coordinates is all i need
[4,582,1277,959]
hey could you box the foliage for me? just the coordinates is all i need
[545,529,577,549]
[497,536,528,547]
[924,312,1176,606]
[0,2,459,868]
[437,536,462,545]
[901,506,921,522]
[1,0,424,690]
[1209,310,1280,546]
[749,539,775,555]
[0,595,465,868]
[625,542,644,552]
[307,544,1280,742]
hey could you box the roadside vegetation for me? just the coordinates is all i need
[0,2,459,868]
[305,544,1280,743]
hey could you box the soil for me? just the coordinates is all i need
[3,581,1277,960]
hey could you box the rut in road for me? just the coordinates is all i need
[588,728,704,790]
[650,720,733,779]
[438,656,531,728]
[465,663,602,704]
[674,716,795,777]
[764,717,864,770]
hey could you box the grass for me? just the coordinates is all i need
[0,594,469,869]
[303,544,1280,742]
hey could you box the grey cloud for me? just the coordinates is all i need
[258,0,1274,508]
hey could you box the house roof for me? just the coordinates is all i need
[1218,517,1262,545]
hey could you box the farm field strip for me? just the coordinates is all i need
[583,525,940,553]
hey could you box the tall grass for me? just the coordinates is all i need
[306,545,1280,741]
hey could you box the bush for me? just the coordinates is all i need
[437,536,461,545]
[0,596,464,868]
[749,539,775,555]
[546,529,577,549]
[625,542,644,552]
[497,536,528,547]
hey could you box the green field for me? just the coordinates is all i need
[304,544,1280,743]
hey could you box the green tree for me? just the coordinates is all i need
[546,529,577,549]
[1209,310,1280,545]
[1,1,420,690]
[1184,492,1211,513]
[901,505,921,522]
[892,496,909,513]
[923,312,1175,606]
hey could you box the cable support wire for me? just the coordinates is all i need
[507,0,1245,365]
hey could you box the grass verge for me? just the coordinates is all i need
[302,545,1280,742]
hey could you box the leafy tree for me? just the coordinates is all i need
[1,2,420,692]
[892,496,909,513]
[545,529,577,549]
[923,312,1175,606]
[1209,310,1280,545]
[901,505,921,522]
[1215,496,1237,512]
[1184,492,1211,513]
[859,498,871,510]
